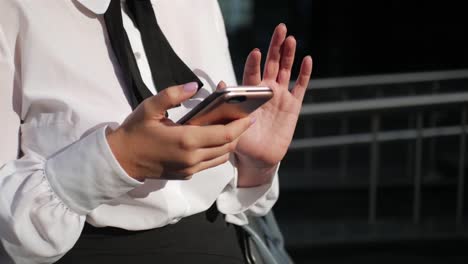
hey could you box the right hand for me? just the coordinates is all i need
[106,82,254,182]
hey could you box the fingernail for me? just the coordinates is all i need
[184,82,198,92]
[253,48,260,52]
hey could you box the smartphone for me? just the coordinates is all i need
[176,86,273,125]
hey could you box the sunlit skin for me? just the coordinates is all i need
[107,23,312,187]
[231,23,313,187]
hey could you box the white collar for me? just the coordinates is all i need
[76,0,156,15]
[76,0,112,15]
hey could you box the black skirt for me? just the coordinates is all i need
[57,207,247,264]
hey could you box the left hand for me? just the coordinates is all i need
[234,23,313,186]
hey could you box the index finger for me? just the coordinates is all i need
[184,116,254,148]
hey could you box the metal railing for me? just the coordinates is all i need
[306,69,468,90]
[282,69,468,244]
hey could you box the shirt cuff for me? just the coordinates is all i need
[44,124,143,215]
[217,160,280,225]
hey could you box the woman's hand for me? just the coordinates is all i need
[235,24,313,187]
[106,82,254,182]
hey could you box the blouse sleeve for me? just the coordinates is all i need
[0,5,142,263]
[217,160,280,226]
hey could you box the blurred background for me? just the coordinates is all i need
[218,1,468,263]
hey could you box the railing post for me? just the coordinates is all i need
[369,113,380,224]
[429,82,440,178]
[413,112,424,224]
[407,87,415,180]
[340,91,349,182]
[457,105,467,225]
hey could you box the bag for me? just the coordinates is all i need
[240,211,295,264]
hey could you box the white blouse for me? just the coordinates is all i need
[0,0,279,263]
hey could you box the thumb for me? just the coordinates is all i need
[149,82,199,114]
